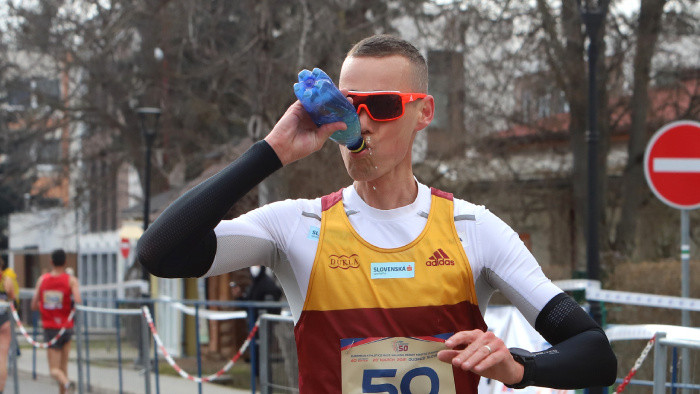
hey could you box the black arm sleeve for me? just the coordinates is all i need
[135,140,283,278]
[517,293,618,389]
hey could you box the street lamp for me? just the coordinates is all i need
[135,106,160,372]
[136,107,161,281]
[576,2,607,394]
[576,0,608,320]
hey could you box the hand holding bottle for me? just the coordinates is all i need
[265,101,346,166]
[294,68,365,152]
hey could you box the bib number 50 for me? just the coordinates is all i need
[362,367,439,394]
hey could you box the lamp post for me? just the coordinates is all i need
[135,107,160,373]
[576,2,607,394]
[577,0,608,319]
[136,107,161,282]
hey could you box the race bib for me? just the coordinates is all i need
[341,334,455,394]
[43,290,64,310]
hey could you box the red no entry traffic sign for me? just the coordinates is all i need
[120,237,131,259]
[644,120,700,210]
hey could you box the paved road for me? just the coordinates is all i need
[9,344,253,394]
[4,370,89,394]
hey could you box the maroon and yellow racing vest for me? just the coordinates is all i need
[294,188,486,393]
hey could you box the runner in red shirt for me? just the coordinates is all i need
[31,249,81,394]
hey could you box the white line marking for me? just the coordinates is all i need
[653,158,700,173]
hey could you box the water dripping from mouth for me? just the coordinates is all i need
[361,136,377,170]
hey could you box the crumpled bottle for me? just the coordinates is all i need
[294,68,365,152]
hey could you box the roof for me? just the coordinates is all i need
[493,77,698,142]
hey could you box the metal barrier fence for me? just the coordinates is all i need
[607,325,700,393]
[653,332,700,394]
[259,314,297,394]
[1,302,20,394]
[74,303,150,394]
[257,318,700,394]
[5,296,287,394]
[5,282,699,394]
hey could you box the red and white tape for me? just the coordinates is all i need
[10,303,75,349]
[614,335,656,393]
[141,306,260,383]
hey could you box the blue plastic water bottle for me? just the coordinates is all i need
[294,68,365,152]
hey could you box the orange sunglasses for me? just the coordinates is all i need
[347,91,427,121]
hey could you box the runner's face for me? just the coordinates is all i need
[338,55,431,182]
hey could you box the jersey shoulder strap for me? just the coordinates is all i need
[430,187,453,201]
[321,188,344,211]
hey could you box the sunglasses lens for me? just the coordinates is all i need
[365,94,403,120]
[351,94,403,120]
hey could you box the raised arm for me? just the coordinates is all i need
[136,101,344,278]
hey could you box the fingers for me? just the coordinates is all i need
[444,330,482,348]
[339,88,353,104]
[317,121,346,139]
[452,342,497,371]
[440,330,507,374]
[437,349,461,363]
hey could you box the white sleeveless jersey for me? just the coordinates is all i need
[206,182,561,324]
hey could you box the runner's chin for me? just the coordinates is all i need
[342,152,378,181]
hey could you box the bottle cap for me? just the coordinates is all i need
[348,138,366,153]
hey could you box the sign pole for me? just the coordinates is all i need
[644,120,699,394]
[681,209,690,321]
[680,209,690,394]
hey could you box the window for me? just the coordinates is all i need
[7,79,31,108]
[6,77,60,109]
[34,78,61,107]
[37,138,61,164]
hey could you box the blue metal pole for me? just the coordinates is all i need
[248,306,256,394]
[32,311,37,380]
[83,300,91,391]
[152,300,160,394]
[671,347,678,394]
[116,300,124,394]
[195,303,202,394]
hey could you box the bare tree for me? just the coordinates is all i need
[4,0,430,215]
[415,0,697,268]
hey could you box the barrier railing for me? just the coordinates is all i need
[7,281,698,394]
[258,314,298,394]
[8,294,286,394]
[606,325,700,393]
[653,332,700,394]
[1,301,19,394]
[75,303,148,394]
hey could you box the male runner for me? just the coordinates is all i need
[31,249,80,394]
[137,34,616,392]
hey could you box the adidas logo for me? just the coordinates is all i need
[425,248,455,266]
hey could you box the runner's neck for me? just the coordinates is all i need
[353,173,418,210]
[50,268,66,276]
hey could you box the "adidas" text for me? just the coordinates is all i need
[425,249,455,266]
